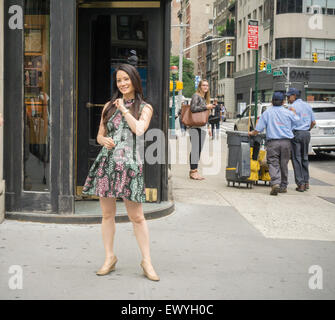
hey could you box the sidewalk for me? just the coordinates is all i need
[1,134,335,299]
[172,133,335,241]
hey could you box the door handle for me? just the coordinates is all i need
[86,102,105,108]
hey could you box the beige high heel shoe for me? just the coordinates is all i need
[140,261,160,282]
[96,256,118,276]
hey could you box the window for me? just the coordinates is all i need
[24,0,50,191]
[243,18,246,36]
[264,43,269,59]
[304,38,335,60]
[219,63,225,79]
[304,0,335,14]
[264,0,273,20]
[253,10,257,19]
[259,6,263,23]
[276,38,301,59]
[227,62,234,78]
[239,20,242,37]
[277,0,303,14]
[247,51,251,68]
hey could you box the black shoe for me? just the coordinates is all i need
[296,185,305,192]
[279,187,287,193]
[270,184,280,196]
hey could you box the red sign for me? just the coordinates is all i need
[248,20,259,50]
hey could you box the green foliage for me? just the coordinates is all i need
[170,56,195,98]
[217,25,225,36]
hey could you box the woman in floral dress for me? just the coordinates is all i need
[82,64,159,281]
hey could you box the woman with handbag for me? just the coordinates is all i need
[82,64,159,281]
[188,80,215,180]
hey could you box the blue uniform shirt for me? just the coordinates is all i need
[291,99,315,131]
[255,106,300,140]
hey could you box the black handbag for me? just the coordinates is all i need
[208,115,220,124]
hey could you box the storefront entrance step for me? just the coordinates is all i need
[5,201,175,224]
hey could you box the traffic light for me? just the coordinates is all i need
[226,43,232,56]
[312,52,318,63]
[259,60,266,71]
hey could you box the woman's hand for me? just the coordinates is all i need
[102,137,115,150]
[206,104,214,110]
[113,98,127,114]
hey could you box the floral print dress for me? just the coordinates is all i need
[82,101,147,203]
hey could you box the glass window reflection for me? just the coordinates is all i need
[24,0,50,191]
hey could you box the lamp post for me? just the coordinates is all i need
[170,65,178,134]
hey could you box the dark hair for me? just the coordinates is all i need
[103,64,144,127]
[272,99,284,106]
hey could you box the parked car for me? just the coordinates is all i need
[234,103,272,131]
[308,101,335,155]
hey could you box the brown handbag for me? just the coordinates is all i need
[181,104,209,127]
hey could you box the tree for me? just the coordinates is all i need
[170,55,195,98]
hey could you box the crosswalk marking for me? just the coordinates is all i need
[220,122,235,135]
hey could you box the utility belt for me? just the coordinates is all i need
[293,129,310,134]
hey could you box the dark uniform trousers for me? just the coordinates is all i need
[266,139,291,187]
[291,130,311,186]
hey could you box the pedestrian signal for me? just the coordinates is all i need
[259,60,266,71]
[312,52,318,63]
[226,43,232,56]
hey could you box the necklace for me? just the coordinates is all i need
[123,98,135,109]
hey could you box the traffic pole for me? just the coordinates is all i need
[254,49,258,125]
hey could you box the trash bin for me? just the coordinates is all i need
[226,131,265,188]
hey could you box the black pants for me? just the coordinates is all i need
[211,121,220,138]
[291,130,311,186]
[189,128,206,170]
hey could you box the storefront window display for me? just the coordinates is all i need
[23,0,50,191]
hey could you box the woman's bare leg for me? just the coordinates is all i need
[124,199,158,276]
[99,197,117,267]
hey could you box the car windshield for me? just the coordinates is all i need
[312,106,335,120]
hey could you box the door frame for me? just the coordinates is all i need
[75,2,170,202]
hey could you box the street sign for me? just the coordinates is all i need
[247,20,259,50]
[329,56,335,61]
[266,64,272,74]
[273,70,283,77]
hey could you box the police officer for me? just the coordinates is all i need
[286,88,316,192]
[249,92,300,196]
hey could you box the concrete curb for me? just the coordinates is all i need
[4,201,175,224]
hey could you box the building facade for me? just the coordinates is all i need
[214,0,236,116]
[235,0,335,113]
[171,0,181,56]
[0,0,4,222]
[180,0,215,75]
[4,0,172,215]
